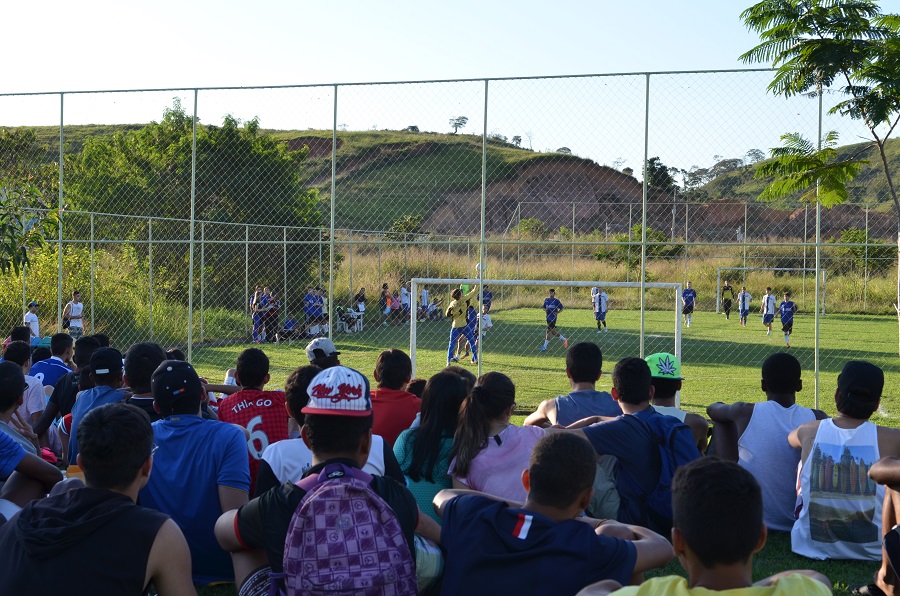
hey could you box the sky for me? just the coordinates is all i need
[3,0,900,175]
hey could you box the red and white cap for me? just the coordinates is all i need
[302,366,372,417]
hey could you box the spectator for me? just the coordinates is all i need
[67,347,126,463]
[165,348,186,361]
[2,326,31,354]
[789,360,900,561]
[406,377,426,399]
[370,349,421,446]
[450,372,545,503]
[707,352,826,531]
[525,342,621,427]
[23,301,40,344]
[255,364,404,497]
[30,346,51,365]
[581,458,831,595]
[394,370,467,523]
[32,335,101,444]
[141,360,250,585]
[304,337,341,369]
[217,348,288,494]
[645,352,709,452]
[62,290,86,340]
[0,403,195,594]
[435,432,674,595]
[0,361,40,455]
[864,456,900,595]
[215,366,441,595]
[566,357,701,534]
[3,342,46,432]
[93,333,110,347]
[123,342,168,423]
[28,332,74,388]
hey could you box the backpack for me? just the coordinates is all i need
[622,410,700,535]
[277,463,417,596]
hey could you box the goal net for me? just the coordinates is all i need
[408,278,683,411]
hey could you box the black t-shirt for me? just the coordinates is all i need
[235,458,418,574]
[125,396,162,423]
[48,371,80,416]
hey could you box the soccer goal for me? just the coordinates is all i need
[716,267,826,316]
[408,278,683,402]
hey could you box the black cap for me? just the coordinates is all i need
[837,361,884,402]
[151,360,203,405]
[89,347,123,376]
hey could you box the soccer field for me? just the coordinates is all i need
[190,307,900,423]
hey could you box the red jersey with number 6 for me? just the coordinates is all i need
[217,389,288,493]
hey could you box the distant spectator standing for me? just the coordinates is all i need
[23,301,40,345]
[62,290,86,339]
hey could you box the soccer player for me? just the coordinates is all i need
[681,281,697,328]
[760,287,776,336]
[721,279,734,320]
[591,287,609,333]
[779,291,797,347]
[540,289,567,351]
[446,285,480,366]
[737,286,752,327]
[482,285,493,313]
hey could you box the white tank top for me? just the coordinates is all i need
[652,405,686,422]
[67,302,84,327]
[738,401,816,531]
[791,419,883,560]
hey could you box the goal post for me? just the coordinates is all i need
[715,267,826,316]
[409,278,683,379]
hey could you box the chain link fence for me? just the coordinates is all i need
[1,69,897,410]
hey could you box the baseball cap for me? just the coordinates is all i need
[90,347,123,376]
[27,301,38,307]
[645,352,683,380]
[837,360,884,401]
[302,366,371,417]
[151,360,203,404]
[305,337,341,363]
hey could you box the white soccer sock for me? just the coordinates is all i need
[560,335,566,341]
[542,340,549,348]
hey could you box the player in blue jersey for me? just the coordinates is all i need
[681,281,697,328]
[482,286,493,313]
[779,291,798,347]
[540,289,568,351]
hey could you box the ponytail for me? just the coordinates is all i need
[450,372,516,478]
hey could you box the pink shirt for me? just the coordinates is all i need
[450,425,546,503]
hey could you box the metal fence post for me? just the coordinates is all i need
[639,73,650,357]
[57,92,65,331]
[349,230,353,300]
[864,204,869,312]
[283,226,288,325]
[147,217,151,338]
[244,224,249,336]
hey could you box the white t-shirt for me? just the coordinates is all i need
[420,288,429,307]
[479,313,493,330]
[23,312,39,337]
[400,287,410,307]
[591,291,608,313]
[66,301,84,328]
[762,294,776,315]
[738,291,753,311]
[260,434,390,484]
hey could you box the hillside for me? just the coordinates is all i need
[16,124,900,237]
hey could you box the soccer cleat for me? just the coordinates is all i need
[563,339,569,348]
[786,343,790,347]
[539,346,547,352]
[450,356,460,363]
[604,327,609,333]
[766,329,771,336]
[471,359,478,365]
[597,330,602,334]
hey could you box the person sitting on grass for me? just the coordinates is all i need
[370,348,421,447]
[862,456,900,596]
[0,403,195,595]
[67,347,126,464]
[707,352,826,532]
[645,352,709,453]
[577,458,831,595]
[449,371,545,504]
[123,342,168,423]
[435,432,674,595]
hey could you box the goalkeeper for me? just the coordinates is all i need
[446,284,480,366]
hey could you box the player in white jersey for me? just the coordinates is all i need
[590,287,609,333]
[737,286,752,327]
[760,286,776,336]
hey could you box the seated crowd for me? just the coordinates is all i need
[2,324,899,596]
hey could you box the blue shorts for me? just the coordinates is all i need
[740,309,749,318]
[763,314,774,324]
[595,310,606,321]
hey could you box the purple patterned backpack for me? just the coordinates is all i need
[280,463,417,596]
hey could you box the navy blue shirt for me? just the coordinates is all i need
[681,289,697,306]
[780,300,796,324]
[543,297,563,323]
[441,494,636,595]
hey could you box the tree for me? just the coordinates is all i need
[556,147,572,154]
[645,157,676,191]
[514,217,549,240]
[745,148,765,165]
[512,135,522,147]
[449,116,468,134]
[0,179,58,275]
[524,131,534,150]
[386,214,423,241]
[740,0,900,354]
[403,125,419,133]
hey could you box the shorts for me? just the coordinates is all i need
[722,299,732,310]
[238,566,272,596]
[739,309,749,318]
[68,326,84,340]
[595,310,607,322]
[782,322,793,334]
[763,314,774,324]
[546,320,557,330]
[682,305,694,315]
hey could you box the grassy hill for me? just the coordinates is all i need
[17,124,900,231]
